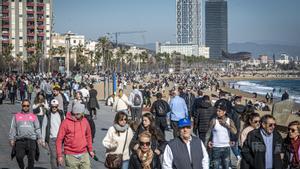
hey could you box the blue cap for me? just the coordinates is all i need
[178,118,191,128]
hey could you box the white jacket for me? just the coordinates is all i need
[112,95,131,112]
[102,126,133,161]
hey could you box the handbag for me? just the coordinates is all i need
[104,129,128,169]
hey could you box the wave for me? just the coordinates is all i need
[233,80,300,103]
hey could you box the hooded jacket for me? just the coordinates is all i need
[194,101,215,134]
[56,112,93,158]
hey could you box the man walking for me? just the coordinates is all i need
[56,102,94,169]
[168,90,188,137]
[128,85,143,122]
[9,99,43,169]
[162,118,209,169]
[241,114,283,169]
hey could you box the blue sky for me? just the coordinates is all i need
[54,0,300,46]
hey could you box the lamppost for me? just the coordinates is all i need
[65,32,71,77]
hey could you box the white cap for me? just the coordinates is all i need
[51,99,59,106]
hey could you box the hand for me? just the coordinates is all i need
[41,142,47,148]
[89,151,95,159]
[208,141,213,149]
[10,140,15,147]
[133,144,139,151]
[37,139,43,145]
[57,157,64,166]
[154,149,161,155]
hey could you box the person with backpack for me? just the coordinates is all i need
[129,85,143,122]
[150,92,171,136]
[41,99,64,169]
[205,101,237,169]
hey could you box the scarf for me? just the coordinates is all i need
[291,137,300,167]
[113,124,129,132]
[137,149,154,169]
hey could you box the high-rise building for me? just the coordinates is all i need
[176,0,204,45]
[205,0,227,59]
[0,0,53,59]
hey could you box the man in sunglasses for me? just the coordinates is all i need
[9,99,43,169]
[41,99,64,169]
[162,118,209,169]
[56,102,94,169]
[241,114,283,169]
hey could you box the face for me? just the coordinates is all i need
[217,109,226,118]
[288,125,299,139]
[179,126,192,140]
[51,105,59,112]
[76,92,81,99]
[262,118,276,134]
[139,136,151,153]
[250,117,261,129]
[73,113,83,120]
[38,94,44,100]
[22,101,30,112]
[53,90,59,96]
[142,117,151,128]
[118,116,127,127]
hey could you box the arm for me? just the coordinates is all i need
[41,115,48,142]
[201,141,210,169]
[228,119,237,135]
[56,122,66,158]
[8,116,17,141]
[85,120,93,152]
[204,119,215,146]
[241,134,255,167]
[102,127,117,150]
[162,145,173,169]
[34,115,42,139]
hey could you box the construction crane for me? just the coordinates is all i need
[106,30,146,47]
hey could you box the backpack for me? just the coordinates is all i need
[156,102,167,116]
[133,93,142,106]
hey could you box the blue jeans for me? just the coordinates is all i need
[122,160,129,169]
[211,147,231,169]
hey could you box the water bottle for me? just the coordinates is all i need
[93,150,99,161]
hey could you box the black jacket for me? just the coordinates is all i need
[241,129,283,169]
[45,110,64,143]
[193,101,215,134]
[129,125,167,154]
[150,99,171,117]
[129,152,161,169]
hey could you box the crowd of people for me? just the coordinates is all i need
[4,72,300,169]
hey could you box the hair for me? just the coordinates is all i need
[89,84,94,89]
[34,92,45,104]
[244,112,260,128]
[114,111,128,124]
[288,121,300,133]
[202,95,210,102]
[197,90,203,96]
[260,114,275,124]
[142,113,164,141]
[156,92,162,99]
[21,99,30,105]
[138,130,152,141]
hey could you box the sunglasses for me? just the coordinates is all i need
[288,128,297,133]
[52,106,58,108]
[267,123,276,127]
[22,105,30,107]
[253,120,260,124]
[139,141,151,146]
[119,118,127,122]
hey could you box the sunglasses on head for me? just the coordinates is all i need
[22,105,30,107]
[139,141,151,146]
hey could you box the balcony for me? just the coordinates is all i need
[27,25,35,29]
[2,24,9,28]
[36,3,45,7]
[1,2,9,6]
[27,47,35,52]
[27,32,34,36]
[37,18,44,22]
[36,11,44,14]
[27,17,34,21]
[2,39,9,43]
[37,32,45,36]
[37,25,44,29]
[1,16,9,21]
[2,32,9,36]
[26,2,34,6]
[26,10,34,14]
[2,10,9,14]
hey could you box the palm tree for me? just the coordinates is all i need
[2,43,14,72]
[96,36,112,71]
[115,48,127,72]
[75,44,86,69]
[48,47,57,72]
[126,52,134,72]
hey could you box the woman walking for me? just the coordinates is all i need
[103,111,134,169]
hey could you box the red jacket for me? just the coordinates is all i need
[56,112,93,158]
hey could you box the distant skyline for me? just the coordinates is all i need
[54,0,300,46]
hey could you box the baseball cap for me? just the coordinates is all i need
[178,118,191,128]
[72,102,85,114]
[50,99,59,106]
[215,101,227,111]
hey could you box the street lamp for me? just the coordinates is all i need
[65,31,71,77]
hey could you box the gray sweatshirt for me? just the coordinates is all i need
[9,112,42,141]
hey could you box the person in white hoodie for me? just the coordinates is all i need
[113,89,131,114]
[128,85,143,122]
[103,111,134,169]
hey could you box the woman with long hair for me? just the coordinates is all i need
[129,131,161,169]
[103,111,134,169]
[283,121,300,169]
[130,113,166,156]
[32,92,49,127]
[239,112,260,147]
